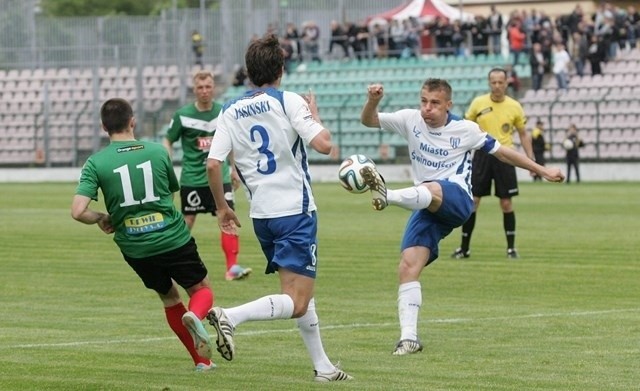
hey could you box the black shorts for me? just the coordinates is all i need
[180,184,235,215]
[471,149,519,198]
[123,237,208,295]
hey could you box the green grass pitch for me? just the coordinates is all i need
[0,180,638,390]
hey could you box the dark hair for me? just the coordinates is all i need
[100,98,133,135]
[245,33,284,87]
[488,67,508,79]
[422,78,453,101]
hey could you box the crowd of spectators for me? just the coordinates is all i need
[232,2,639,93]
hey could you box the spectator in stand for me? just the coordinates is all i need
[505,64,520,97]
[347,21,369,61]
[529,8,542,45]
[626,5,639,49]
[552,41,571,91]
[191,30,204,67]
[531,119,548,181]
[373,23,389,58]
[301,21,322,63]
[587,34,606,75]
[470,15,489,55]
[529,42,546,90]
[538,28,554,73]
[328,20,350,59]
[595,15,617,61]
[280,36,295,74]
[433,17,454,56]
[285,22,302,61]
[571,30,589,77]
[555,13,572,45]
[567,4,585,36]
[403,18,420,58]
[615,10,630,52]
[389,19,407,58]
[451,21,466,57]
[508,19,527,65]
[355,20,371,60]
[488,5,504,55]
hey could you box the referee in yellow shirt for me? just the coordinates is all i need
[452,68,534,259]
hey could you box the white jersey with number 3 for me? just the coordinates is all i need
[208,87,325,218]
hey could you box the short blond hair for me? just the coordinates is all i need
[192,70,214,83]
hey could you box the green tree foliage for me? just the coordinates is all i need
[40,0,218,16]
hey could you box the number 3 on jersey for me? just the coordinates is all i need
[113,160,160,207]
[251,124,276,174]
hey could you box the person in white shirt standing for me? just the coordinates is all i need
[552,42,572,91]
[205,33,352,383]
[359,79,565,356]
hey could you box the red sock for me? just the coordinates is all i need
[188,287,214,320]
[221,232,239,270]
[164,302,209,365]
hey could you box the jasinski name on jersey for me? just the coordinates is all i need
[233,101,272,119]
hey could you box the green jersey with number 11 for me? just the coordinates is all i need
[75,140,191,258]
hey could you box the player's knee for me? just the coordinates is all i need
[397,257,424,280]
[291,302,309,318]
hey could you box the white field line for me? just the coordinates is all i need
[6,308,639,349]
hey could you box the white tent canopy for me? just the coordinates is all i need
[368,0,475,26]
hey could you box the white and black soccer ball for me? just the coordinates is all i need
[562,138,575,150]
[337,154,375,194]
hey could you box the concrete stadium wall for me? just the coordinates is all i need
[1,162,638,183]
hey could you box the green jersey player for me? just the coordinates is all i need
[164,70,251,281]
[71,98,216,372]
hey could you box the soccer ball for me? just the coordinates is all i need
[338,154,375,194]
[562,138,574,150]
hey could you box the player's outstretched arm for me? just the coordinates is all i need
[494,145,565,183]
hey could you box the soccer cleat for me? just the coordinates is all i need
[392,339,424,356]
[225,264,253,281]
[313,365,353,382]
[507,248,520,259]
[451,248,470,259]
[181,311,213,359]
[360,165,387,211]
[207,307,235,361]
[194,361,217,372]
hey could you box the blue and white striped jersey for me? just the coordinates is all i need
[208,87,325,218]
[379,110,501,198]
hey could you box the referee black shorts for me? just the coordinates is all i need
[471,149,519,199]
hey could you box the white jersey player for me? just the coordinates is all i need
[378,109,499,198]
[210,88,324,218]
[205,33,352,382]
[359,79,564,356]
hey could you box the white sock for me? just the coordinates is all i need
[387,186,432,210]
[398,281,422,341]
[297,298,334,373]
[226,294,294,327]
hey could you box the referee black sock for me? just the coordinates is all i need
[504,211,516,249]
[460,212,476,252]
